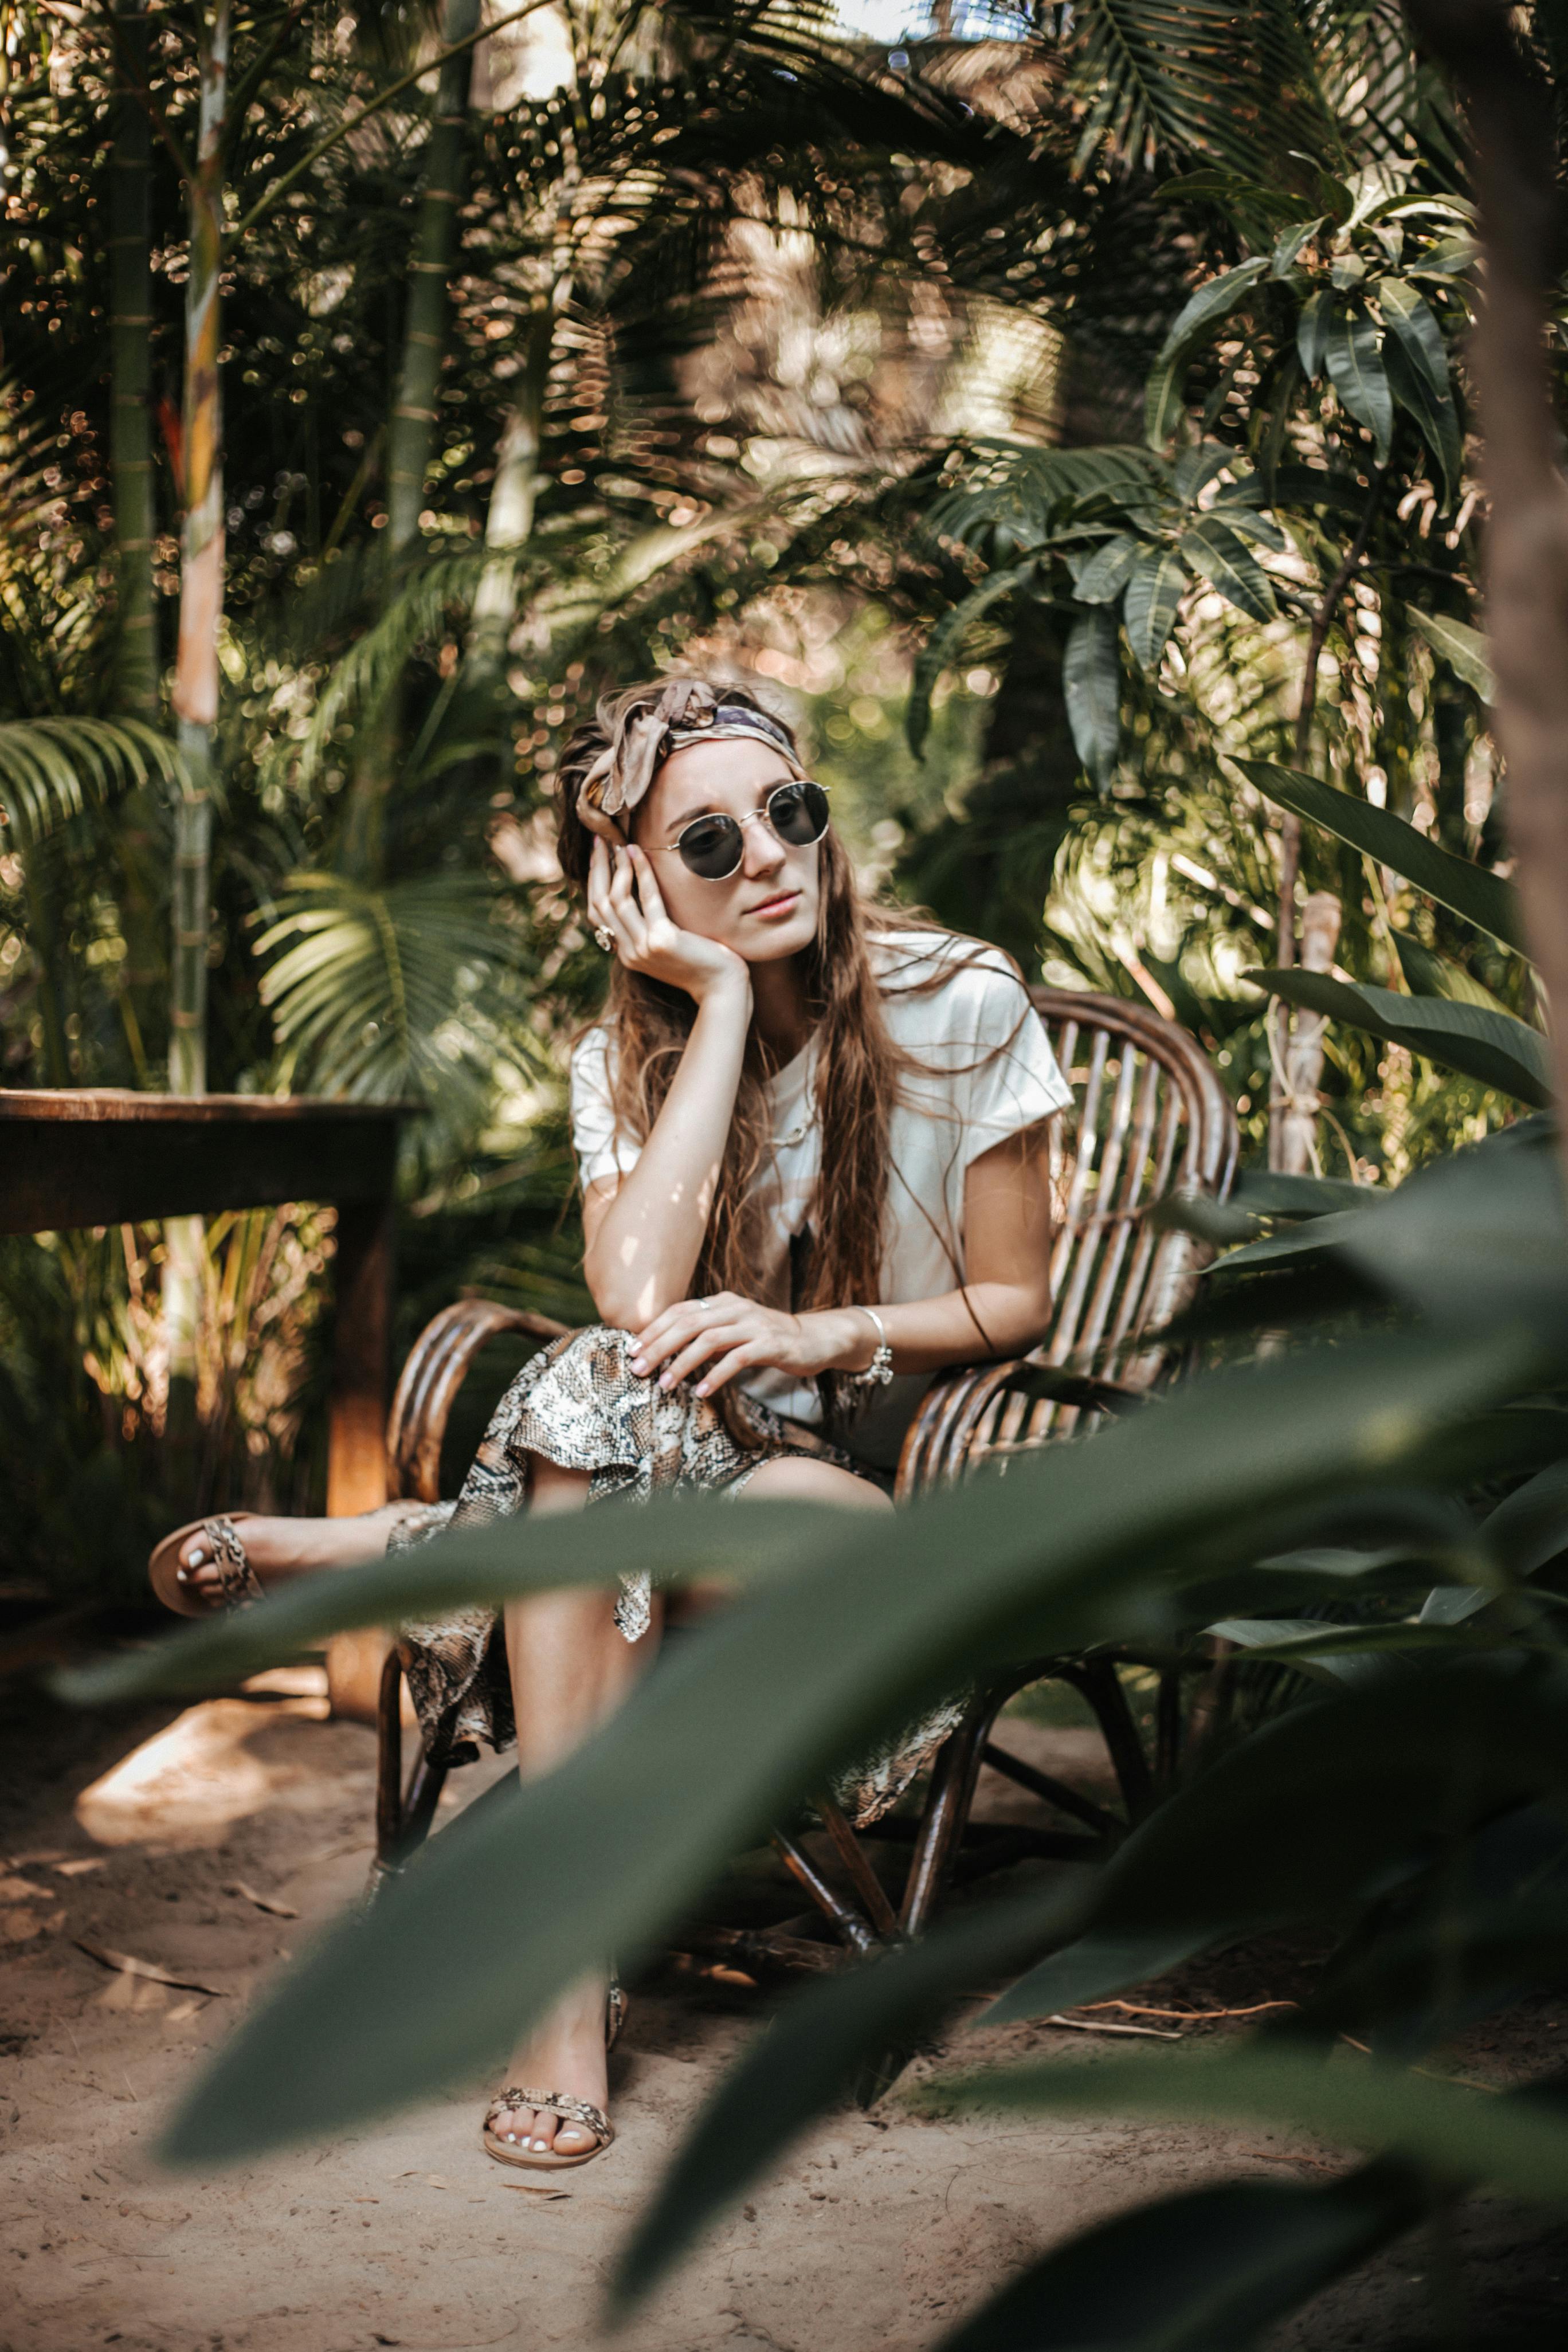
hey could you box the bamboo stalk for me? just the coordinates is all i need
[166,1,229,1412]
[109,0,159,719]
[168,0,229,1092]
[468,307,554,681]
[1401,0,1568,1157]
[385,0,483,558]
[340,0,482,879]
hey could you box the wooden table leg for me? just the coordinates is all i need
[326,1194,395,1726]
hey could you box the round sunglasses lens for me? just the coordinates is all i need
[678,815,743,879]
[770,781,830,844]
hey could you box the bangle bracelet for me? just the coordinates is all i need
[848,1306,894,1389]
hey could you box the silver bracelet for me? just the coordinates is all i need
[848,1306,894,1389]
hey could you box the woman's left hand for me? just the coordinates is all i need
[628,1293,865,1398]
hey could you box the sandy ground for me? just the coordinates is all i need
[4,1667,1567,2352]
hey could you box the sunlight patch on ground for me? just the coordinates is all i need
[74,1675,336,1851]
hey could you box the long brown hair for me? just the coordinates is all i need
[556,676,1036,1428]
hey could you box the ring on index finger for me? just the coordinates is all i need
[593,925,614,952]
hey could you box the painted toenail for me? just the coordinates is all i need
[531,2138,548,2150]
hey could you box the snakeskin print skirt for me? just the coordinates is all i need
[391,1324,965,1828]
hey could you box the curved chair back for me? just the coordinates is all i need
[386,1300,571,1504]
[896,988,1238,1493]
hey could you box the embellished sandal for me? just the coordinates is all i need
[148,1513,264,1614]
[481,1981,626,2172]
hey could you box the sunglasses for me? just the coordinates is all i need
[649,778,832,881]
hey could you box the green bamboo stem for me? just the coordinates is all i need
[385,0,483,558]
[109,0,159,719]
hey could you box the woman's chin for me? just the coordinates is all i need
[739,910,817,963]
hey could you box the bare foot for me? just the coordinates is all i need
[151,1506,414,1616]
[485,1978,613,2160]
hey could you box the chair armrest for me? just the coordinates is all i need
[387,1298,574,1503]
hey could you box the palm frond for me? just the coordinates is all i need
[1068,0,1340,179]
[0,718,183,846]
[254,871,545,1130]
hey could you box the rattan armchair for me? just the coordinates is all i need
[370,988,1238,1962]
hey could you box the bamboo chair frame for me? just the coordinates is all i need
[370,989,1237,1961]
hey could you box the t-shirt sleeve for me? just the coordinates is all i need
[948,957,1074,1161]
[569,1027,641,1189]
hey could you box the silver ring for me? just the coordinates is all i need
[593,926,613,952]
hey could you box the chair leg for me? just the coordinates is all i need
[1059,1658,1155,1821]
[771,1826,879,1954]
[1155,1664,1183,1794]
[368,1651,452,1902]
[899,1700,995,1936]
[373,1645,405,1871]
[817,1793,902,1940]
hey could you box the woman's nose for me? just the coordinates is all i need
[741,814,786,877]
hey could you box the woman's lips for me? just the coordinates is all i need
[747,890,801,919]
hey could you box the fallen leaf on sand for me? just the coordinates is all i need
[75,1941,228,1998]
[54,1858,106,1877]
[501,2182,570,2199]
[0,1875,49,1902]
[226,1880,299,1919]
[394,2171,450,2190]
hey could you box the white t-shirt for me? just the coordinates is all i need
[569,928,1073,1464]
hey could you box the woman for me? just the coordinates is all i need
[149,675,1071,2171]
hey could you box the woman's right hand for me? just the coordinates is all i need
[586,837,750,1006]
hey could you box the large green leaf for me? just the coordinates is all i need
[613,1883,1096,2311]
[986,1660,1568,2028]
[914,2046,1568,2206]
[1064,605,1123,787]
[67,1332,1526,2163]
[1179,519,1277,624]
[1406,608,1494,701]
[932,2162,1427,2352]
[1232,1171,1383,1217]
[1124,546,1187,674]
[1250,969,1553,1105]
[1422,1458,1568,1625]
[1378,277,1461,507]
[1073,533,1142,605]
[1393,935,1516,1014]
[1324,302,1393,460]
[1232,761,1526,951]
[1144,258,1269,448]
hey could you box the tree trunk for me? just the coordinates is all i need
[109,0,159,719]
[384,0,483,558]
[1401,0,1568,1162]
[1276,892,1343,1174]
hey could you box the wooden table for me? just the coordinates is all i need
[0,1091,404,1713]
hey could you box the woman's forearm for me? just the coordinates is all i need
[807,1280,1054,1379]
[583,977,752,1328]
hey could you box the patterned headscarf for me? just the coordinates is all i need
[574,677,803,844]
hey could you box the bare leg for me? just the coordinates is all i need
[151,1504,419,1616]
[668,1452,893,1624]
[491,1456,661,2157]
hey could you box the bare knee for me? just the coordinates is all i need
[739,1456,893,1512]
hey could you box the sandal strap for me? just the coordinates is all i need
[205,1517,265,1610]
[485,2087,611,2143]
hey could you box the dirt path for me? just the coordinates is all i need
[3,1676,1565,2352]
